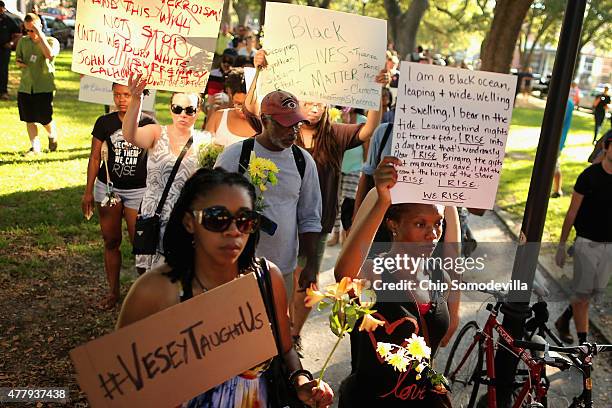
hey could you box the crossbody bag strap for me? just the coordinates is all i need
[375,123,394,165]
[154,136,193,216]
[256,258,283,355]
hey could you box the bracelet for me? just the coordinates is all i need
[288,369,314,387]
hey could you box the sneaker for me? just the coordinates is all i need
[0,93,9,101]
[23,147,41,157]
[293,335,304,359]
[555,316,574,344]
[48,139,58,152]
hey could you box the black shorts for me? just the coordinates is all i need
[18,92,54,125]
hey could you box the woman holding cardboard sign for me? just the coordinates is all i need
[117,168,334,408]
[333,157,459,407]
[251,49,390,357]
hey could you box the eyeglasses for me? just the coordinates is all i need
[171,104,197,116]
[193,206,260,234]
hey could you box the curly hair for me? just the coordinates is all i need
[296,106,341,171]
[224,68,247,96]
[162,168,259,287]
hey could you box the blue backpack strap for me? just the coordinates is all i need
[290,144,306,179]
[238,137,256,175]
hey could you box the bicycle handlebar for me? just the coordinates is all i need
[514,340,612,355]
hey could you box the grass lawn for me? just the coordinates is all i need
[498,102,611,243]
[1,50,610,400]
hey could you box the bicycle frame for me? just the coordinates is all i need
[449,302,548,408]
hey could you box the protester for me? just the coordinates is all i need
[213,23,233,66]
[569,81,581,109]
[30,4,47,31]
[205,67,256,146]
[0,0,20,100]
[207,49,236,96]
[252,50,389,355]
[521,67,534,99]
[122,73,211,272]
[238,35,257,59]
[15,13,59,155]
[381,87,395,124]
[555,131,612,345]
[592,85,610,144]
[82,83,156,308]
[215,90,323,358]
[334,157,459,407]
[117,168,334,408]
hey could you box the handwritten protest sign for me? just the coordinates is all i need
[71,0,223,93]
[260,3,386,110]
[79,75,156,111]
[391,63,517,209]
[70,273,276,408]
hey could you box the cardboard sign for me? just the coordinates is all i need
[71,0,223,92]
[79,75,157,111]
[259,3,387,110]
[391,63,517,209]
[71,273,277,408]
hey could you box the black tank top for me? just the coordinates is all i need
[340,269,451,407]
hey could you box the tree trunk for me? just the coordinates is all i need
[384,0,429,59]
[233,0,250,26]
[221,0,232,28]
[480,0,534,73]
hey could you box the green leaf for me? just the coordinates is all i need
[317,300,332,311]
[329,313,342,337]
[344,304,358,331]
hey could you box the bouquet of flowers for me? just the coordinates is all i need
[377,334,449,394]
[198,143,224,170]
[305,277,383,385]
[244,151,279,211]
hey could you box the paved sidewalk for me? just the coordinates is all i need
[299,211,611,407]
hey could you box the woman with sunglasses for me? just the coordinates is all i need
[122,73,212,272]
[252,49,390,356]
[205,67,256,146]
[117,168,334,408]
[334,157,459,407]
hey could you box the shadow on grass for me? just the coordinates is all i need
[0,185,135,278]
[0,151,90,166]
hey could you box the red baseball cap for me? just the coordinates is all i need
[261,90,309,127]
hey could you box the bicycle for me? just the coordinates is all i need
[443,286,611,407]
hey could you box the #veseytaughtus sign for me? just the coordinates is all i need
[70,273,276,407]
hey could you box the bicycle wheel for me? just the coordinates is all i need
[444,321,483,408]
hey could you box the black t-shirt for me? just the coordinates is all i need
[92,112,156,189]
[573,163,612,242]
[0,13,20,47]
[594,93,610,115]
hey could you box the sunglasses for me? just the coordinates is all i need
[171,104,198,116]
[193,206,260,234]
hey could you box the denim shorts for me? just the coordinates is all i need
[93,179,145,210]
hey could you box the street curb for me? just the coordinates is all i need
[491,205,611,344]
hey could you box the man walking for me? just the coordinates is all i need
[592,85,610,144]
[0,1,20,100]
[555,132,612,344]
[215,90,323,355]
[16,13,59,155]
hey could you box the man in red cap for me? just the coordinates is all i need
[215,91,323,344]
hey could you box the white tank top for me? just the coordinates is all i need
[212,109,249,147]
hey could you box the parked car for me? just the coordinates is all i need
[40,16,72,49]
[40,7,68,20]
[579,84,611,111]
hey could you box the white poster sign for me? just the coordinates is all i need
[391,63,517,209]
[79,76,156,111]
[260,3,386,110]
[71,0,223,92]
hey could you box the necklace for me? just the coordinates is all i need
[193,274,208,293]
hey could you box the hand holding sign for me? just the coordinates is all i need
[128,73,148,98]
[374,156,401,204]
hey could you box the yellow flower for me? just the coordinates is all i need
[259,184,267,192]
[325,277,352,299]
[358,314,385,332]
[415,362,427,373]
[416,374,421,381]
[376,342,393,360]
[304,285,326,308]
[351,279,370,297]
[387,350,410,372]
[406,333,431,361]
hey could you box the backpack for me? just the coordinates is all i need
[238,137,306,179]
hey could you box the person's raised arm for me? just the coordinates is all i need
[244,49,267,116]
[31,24,56,60]
[122,73,160,149]
[357,71,390,142]
[555,191,583,268]
[335,156,400,282]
